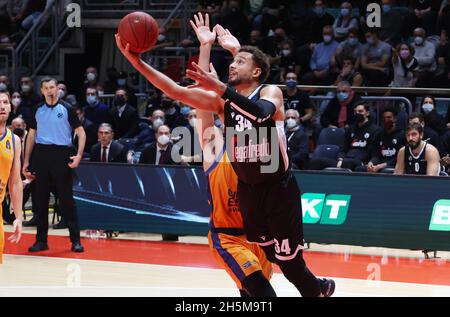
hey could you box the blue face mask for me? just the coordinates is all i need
[382,4,391,13]
[117,79,126,87]
[366,37,375,45]
[341,8,350,17]
[180,106,191,116]
[348,38,358,46]
[337,92,349,102]
[286,79,298,89]
[86,95,97,105]
[314,7,325,16]
[422,103,434,114]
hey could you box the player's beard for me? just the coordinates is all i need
[409,140,421,149]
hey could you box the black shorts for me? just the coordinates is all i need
[237,171,305,259]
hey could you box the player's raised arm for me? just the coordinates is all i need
[115,34,223,113]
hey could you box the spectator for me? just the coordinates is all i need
[394,123,441,176]
[413,28,437,88]
[285,109,309,169]
[83,87,111,127]
[18,76,42,127]
[301,25,339,85]
[278,40,300,82]
[0,74,13,95]
[332,28,363,71]
[305,0,335,45]
[409,112,445,156]
[6,91,21,125]
[311,103,380,171]
[379,0,404,46]
[74,107,97,155]
[434,32,450,88]
[361,28,392,87]
[411,0,439,36]
[420,96,447,136]
[332,1,359,42]
[391,42,419,87]
[139,125,180,165]
[135,109,166,148]
[320,81,363,128]
[90,123,128,163]
[116,71,138,108]
[110,88,139,140]
[57,82,77,107]
[161,94,188,130]
[356,107,406,173]
[177,110,203,166]
[334,57,364,86]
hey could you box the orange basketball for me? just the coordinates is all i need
[118,11,159,53]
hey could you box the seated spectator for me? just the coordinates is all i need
[310,103,380,171]
[285,109,309,169]
[420,96,447,136]
[74,107,97,155]
[18,75,42,126]
[161,94,188,130]
[391,42,419,87]
[411,0,439,36]
[57,82,77,107]
[283,72,314,125]
[332,1,359,42]
[90,123,128,163]
[361,28,392,87]
[7,91,21,125]
[409,112,445,156]
[278,40,300,82]
[301,25,339,85]
[110,88,139,140]
[83,87,111,127]
[80,66,99,98]
[320,81,363,128]
[0,74,14,95]
[116,71,138,108]
[177,110,202,166]
[334,57,364,86]
[305,0,335,45]
[332,28,363,71]
[379,0,404,46]
[355,107,406,173]
[394,123,441,176]
[413,28,438,88]
[139,125,180,166]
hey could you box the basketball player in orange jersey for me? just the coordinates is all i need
[0,92,24,264]
[116,18,335,296]
[190,13,275,297]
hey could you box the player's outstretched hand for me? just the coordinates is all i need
[213,24,240,56]
[115,34,141,67]
[186,62,224,95]
[190,12,216,46]
[8,218,22,244]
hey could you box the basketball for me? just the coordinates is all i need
[118,11,159,53]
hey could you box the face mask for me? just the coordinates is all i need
[366,37,375,45]
[153,118,164,130]
[21,85,31,93]
[115,96,126,107]
[382,4,391,13]
[158,134,170,146]
[180,106,191,116]
[422,103,434,114]
[58,89,66,99]
[165,107,176,116]
[214,119,222,128]
[341,8,350,17]
[0,83,7,91]
[355,113,365,123]
[323,35,332,43]
[87,95,97,105]
[314,7,325,16]
[286,79,297,89]
[189,118,197,128]
[117,79,126,87]
[400,49,410,59]
[158,34,166,42]
[12,97,21,107]
[414,36,424,45]
[282,49,291,57]
[286,118,297,129]
[86,72,96,82]
[337,92,349,102]
[348,38,358,46]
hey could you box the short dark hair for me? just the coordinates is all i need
[238,45,270,84]
[409,112,424,123]
[355,102,370,112]
[382,106,398,116]
[40,77,58,88]
[421,95,436,106]
[406,122,424,134]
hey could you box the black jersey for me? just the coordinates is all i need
[224,86,288,185]
[405,143,428,175]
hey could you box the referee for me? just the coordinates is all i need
[23,78,86,252]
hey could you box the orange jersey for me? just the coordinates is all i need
[205,148,243,233]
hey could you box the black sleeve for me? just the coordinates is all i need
[29,106,39,130]
[138,147,149,164]
[291,131,309,167]
[222,87,276,122]
[122,108,140,139]
[68,105,81,130]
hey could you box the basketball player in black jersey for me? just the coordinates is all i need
[395,123,441,176]
[115,25,335,297]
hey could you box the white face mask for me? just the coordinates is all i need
[286,118,297,129]
[0,83,7,91]
[422,103,434,113]
[21,85,31,93]
[12,97,21,107]
[189,118,197,128]
[153,118,164,130]
[58,89,66,99]
[158,134,170,146]
[158,34,166,42]
[414,36,424,45]
[86,72,96,82]
[281,49,291,57]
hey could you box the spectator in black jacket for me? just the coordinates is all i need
[420,96,447,136]
[311,103,380,170]
[110,88,139,140]
[356,107,405,172]
[90,123,128,163]
[74,107,97,155]
[139,125,180,166]
[285,109,309,169]
[18,75,42,127]
[320,81,363,128]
